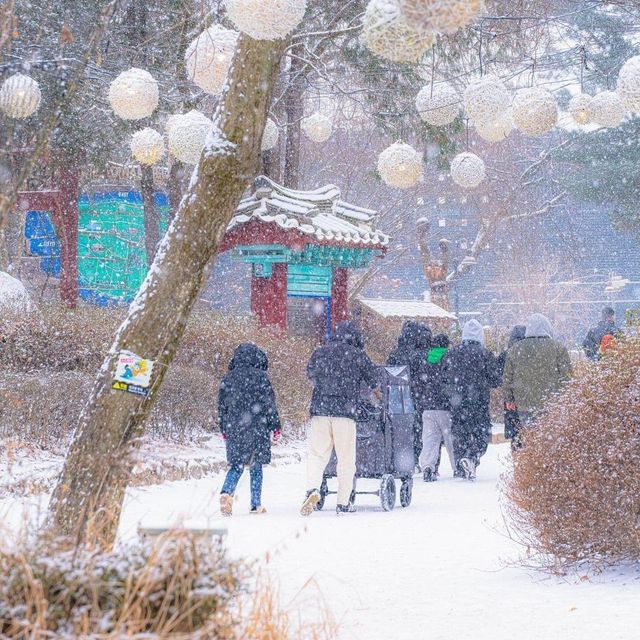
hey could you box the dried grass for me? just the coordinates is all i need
[503,339,640,570]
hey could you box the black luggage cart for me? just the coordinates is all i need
[317,365,415,511]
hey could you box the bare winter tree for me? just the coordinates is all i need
[48,34,288,547]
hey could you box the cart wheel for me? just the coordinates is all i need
[316,479,328,511]
[380,474,396,511]
[400,477,413,508]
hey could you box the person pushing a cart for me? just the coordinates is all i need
[301,321,377,516]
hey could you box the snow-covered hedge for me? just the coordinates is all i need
[504,339,640,569]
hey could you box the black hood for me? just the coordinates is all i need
[414,322,432,350]
[397,320,419,348]
[508,325,526,348]
[331,321,364,348]
[229,343,268,371]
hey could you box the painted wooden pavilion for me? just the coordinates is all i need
[219,177,390,339]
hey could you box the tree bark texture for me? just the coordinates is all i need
[55,164,80,308]
[141,165,160,264]
[48,35,288,547]
[284,44,305,189]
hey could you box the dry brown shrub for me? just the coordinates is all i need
[504,339,640,569]
[0,306,315,446]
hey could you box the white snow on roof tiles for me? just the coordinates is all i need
[359,298,457,319]
[228,176,389,247]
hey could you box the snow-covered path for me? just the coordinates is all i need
[117,443,639,640]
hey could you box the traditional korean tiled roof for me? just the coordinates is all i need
[359,298,457,320]
[228,176,390,247]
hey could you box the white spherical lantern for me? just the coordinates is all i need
[463,75,510,125]
[617,55,640,113]
[185,24,238,95]
[511,87,558,136]
[589,90,626,128]
[400,0,486,34]
[474,111,513,142]
[377,142,423,189]
[362,0,436,64]
[226,0,307,40]
[261,117,279,151]
[302,112,332,143]
[0,73,41,119]
[450,152,485,189]
[167,110,212,165]
[415,83,460,126]
[131,128,165,166]
[108,68,159,120]
[568,93,592,125]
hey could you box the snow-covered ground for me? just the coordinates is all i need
[2,443,638,639]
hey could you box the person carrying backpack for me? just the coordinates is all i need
[218,343,281,516]
[583,307,620,360]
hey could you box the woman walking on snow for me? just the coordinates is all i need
[218,343,281,516]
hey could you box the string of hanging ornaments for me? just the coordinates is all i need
[511,86,558,137]
[108,68,159,120]
[0,73,41,119]
[415,82,460,126]
[361,0,436,64]
[261,118,279,151]
[399,0,486,34]
[167,110,212,165]
[377,141,423,189]
[130,128,165,166]
[589,90,626,127]
[450,151,485,189]
[474,110,513,143]
[225,0,307,40]
[185,24,238,95]
[568,93,592,125]
[617,55,640,112]
[302,112,333,143]
[463,75,510,125]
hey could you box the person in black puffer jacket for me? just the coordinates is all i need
[218,343,281,516]
[301,321,377,516]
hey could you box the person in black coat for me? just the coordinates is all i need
[302,321,377,515]
[218,343,281,516]
[582,307,620,360]
[497,325,526,443]
[443,320,501,480]
[387,320,433,467]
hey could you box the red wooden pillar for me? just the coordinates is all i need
[55,165,80,308]
[251,262,288,332]
[331,267,349,331]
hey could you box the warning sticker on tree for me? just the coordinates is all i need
[112,351,154,397]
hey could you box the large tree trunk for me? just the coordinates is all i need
[48,35,288,547]
[284,44,305,188]
[56,164,80,308]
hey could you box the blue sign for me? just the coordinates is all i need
[29,237,60,257]
[25,211,57,240]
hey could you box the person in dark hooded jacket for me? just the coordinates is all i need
[301,321,377,516]
[387,321,432,466]
[218,343,281,516]
[497,325,526,442]
[443,320,501,480]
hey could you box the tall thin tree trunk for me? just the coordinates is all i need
[141,165,160,264]
[56,164,80,308]
[48,35,288,547]
[284,44,304,188]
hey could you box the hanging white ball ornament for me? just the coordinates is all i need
[463,75,510,125]
[617,55,640,113]
[0,73,41,119]
[226,0,307,40]
[511,87,558,136]
[167,110,212,165]
[450,152,485,189]
[377,142,423,189]
[130,128,165,166]
[568,93,592,125]
[362,0,436,64]
[474,111,513,143]
[302,112,333,143]
[399,0,486,34]
[261,118,279,151]
[108,68,159,120]
[185,24,238,95]
[415,83,460,126]
[589,90,627,128]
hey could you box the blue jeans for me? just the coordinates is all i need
[221,463,263,509]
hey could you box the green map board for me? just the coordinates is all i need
[78,191,169,306]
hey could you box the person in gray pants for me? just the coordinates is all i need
[412,334,455,481]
